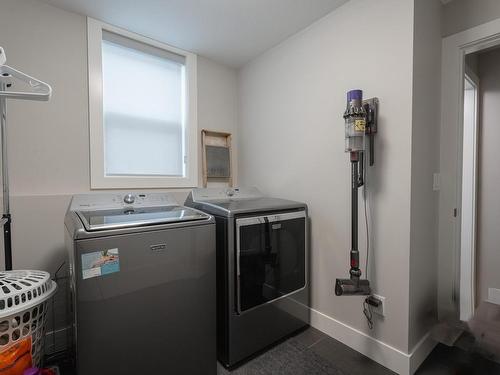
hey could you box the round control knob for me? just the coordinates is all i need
[226,189,235,197]
[123,193,135,204]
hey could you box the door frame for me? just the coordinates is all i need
[459,69,479,321]
[439,18,500,319]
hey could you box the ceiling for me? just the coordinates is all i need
[41,0,349,68]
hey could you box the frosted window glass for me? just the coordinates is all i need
[102,39,186,176]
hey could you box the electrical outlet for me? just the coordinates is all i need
[371,294,386,317]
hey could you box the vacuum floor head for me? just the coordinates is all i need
[335,278,371,296]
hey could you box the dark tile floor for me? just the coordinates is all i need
[416,331,500,375]
[53,327,500,374]
[416,343,500,375]
[218,327,500,375]
[218,327,395,375]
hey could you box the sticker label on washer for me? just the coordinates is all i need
[82,248,120,280]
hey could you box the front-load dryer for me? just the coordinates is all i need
[185,187,309,368]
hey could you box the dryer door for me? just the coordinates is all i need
[236,211,306,314]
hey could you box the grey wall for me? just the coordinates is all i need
[238,0,415,352]
[442,0,500,37]
[476,48,500,305]
[0,0,238,273]
[409,0,441,349]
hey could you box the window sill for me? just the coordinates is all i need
[90,175,199,189]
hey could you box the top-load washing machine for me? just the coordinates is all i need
[185,187,309,368]
[64,192,216,375]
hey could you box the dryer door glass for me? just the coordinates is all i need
[236,211,306,313]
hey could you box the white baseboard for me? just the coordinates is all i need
[488,288,500,305]
[409,331,437,374]
[309,308,437,375]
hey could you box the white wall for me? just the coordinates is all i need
[0,0,238,272]
[476,48,500,305]
[408,0,441,350]
[197,55,239,185]
[442,0,500,37]
[238,0,414,353]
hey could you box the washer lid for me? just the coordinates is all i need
[76,205,208,231]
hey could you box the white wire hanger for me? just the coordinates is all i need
[0,46,52,271]
[0,46,52,101]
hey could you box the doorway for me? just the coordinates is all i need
[439,19,500,321]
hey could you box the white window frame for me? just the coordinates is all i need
[87,17,198,189]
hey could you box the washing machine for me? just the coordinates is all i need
[64,193,216,375]
[185,187,309,368]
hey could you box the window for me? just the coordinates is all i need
[87,18,198,188]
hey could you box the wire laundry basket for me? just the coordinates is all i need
[0,270,57,368]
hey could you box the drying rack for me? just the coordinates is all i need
[201,129,233,187]
[0,46,52,270]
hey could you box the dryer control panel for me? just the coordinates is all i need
[70,193,179,211]
[190,187,263,202]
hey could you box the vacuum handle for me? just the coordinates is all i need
[369,134,375,166]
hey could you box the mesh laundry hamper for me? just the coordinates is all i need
[0,270,57,368]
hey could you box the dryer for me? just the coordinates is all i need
[65,193,216,375]
[185,187,309,368]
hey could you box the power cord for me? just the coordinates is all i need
[363,299,374,330]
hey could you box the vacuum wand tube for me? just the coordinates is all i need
[335,89,377,296]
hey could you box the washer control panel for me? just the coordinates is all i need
[70,193,179,211]
[123,193,135,204]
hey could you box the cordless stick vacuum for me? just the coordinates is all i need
[335,89,378,296]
